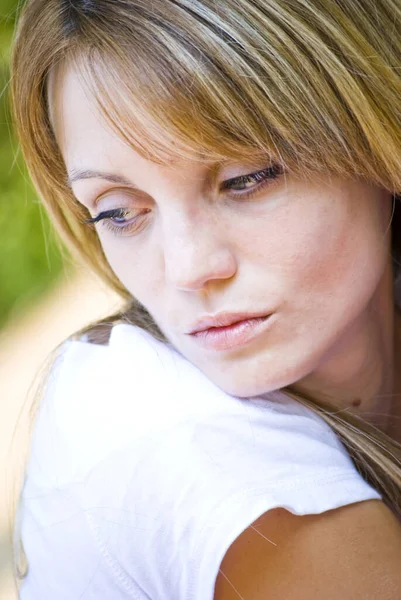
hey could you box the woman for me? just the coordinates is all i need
[9,0,401,598]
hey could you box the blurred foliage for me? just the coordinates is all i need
[0,1,65,330]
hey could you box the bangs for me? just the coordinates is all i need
[64,0,359,180]
[72,48,287,169]
[57,0,401,191]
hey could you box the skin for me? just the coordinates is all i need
[51,62,401,441]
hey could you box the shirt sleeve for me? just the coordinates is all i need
[99,402,382,600]
[18,340,149,600]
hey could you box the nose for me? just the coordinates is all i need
[162,216,237,291]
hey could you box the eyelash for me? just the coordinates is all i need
[83,163,284,236]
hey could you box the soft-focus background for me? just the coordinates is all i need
[0,3,123,597]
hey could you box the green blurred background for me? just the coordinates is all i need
[0,0,64,331]
[0,5,122,598]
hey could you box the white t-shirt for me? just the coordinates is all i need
[19,323,381,600]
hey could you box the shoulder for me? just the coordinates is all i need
[24,331,115,488]
[215,499,401,599]
[25,322,177,487]
[19,324,155,598]
[21,322,386,599]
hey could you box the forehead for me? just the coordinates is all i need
[47,60,222,166]
[48,60,286,192]
[48,63,144,165]
[48,62,222,184]
[48,62,235,198]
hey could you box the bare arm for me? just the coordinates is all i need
[214,499,401,599]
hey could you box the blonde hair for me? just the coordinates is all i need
[9,0,401,590]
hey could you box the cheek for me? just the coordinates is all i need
[98,236,163,305]
[252,194,383,326]
[253,202,348,290]
[272,199,387,337]
[288,224,351,296]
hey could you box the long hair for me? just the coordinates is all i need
[9,0,401,590]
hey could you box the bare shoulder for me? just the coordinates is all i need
[214,499,401,599]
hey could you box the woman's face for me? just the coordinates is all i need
[52,65,393,398]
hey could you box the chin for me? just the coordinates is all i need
[211,375,280,399]
[208,359,307,399]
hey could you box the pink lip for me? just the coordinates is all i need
[189,314,274,351]
[187,312,272,334]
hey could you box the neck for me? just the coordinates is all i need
[386,305,401,442]
[292,258,401,441]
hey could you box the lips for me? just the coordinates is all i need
[187,312,272,335]
[188,314,274,351]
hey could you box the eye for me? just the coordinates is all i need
[221,163,284,200]
[81,162,285,237]
[83,207,150,236]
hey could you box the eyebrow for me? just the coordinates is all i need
[67,168,138,189]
